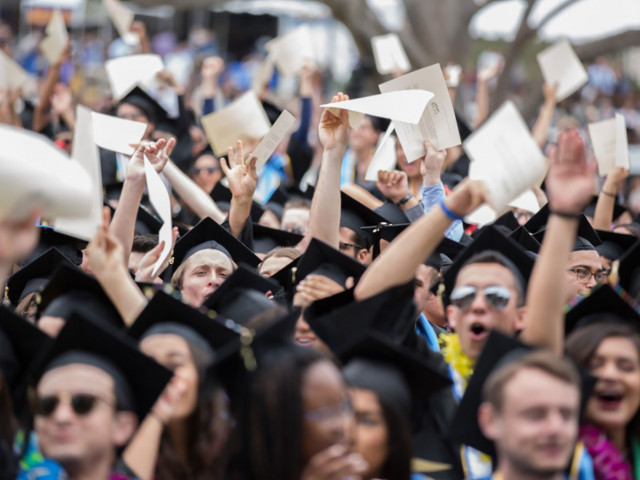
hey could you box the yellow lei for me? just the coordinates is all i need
[439,332,475,382]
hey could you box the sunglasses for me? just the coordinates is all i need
[450,285,511,311]
[33,392,113,417]
[192,166,220,175]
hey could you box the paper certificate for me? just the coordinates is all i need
[105,54,165,102]
[250,110,296,171]
[201,91,272,157]
[365,123,397,182]
[537,39,588,102]
[588,113,630,176]
[264,25,316,77]
[144,156,173,277]
[91,112,147,155]
[379,64,461,161]
[55,106,104,241]
[0,50,29,90]
[40,9,68,65]
[463,101,546,212]
[371,34,411,75]
[103,0,134,39]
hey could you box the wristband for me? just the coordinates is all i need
[601,190,616,198]
[396,193,413,207]
[549,209,580,220]
[439,198,463,221]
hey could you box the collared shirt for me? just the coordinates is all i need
[420,183,463,242]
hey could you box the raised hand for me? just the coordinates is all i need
[222,140,258,202]
[50,83,73,115]
[477,60,502,83]
[542,82,559,106]
[545,128,596,214]
[294,274,351,308]
[318,92,350,151]
[420,139,446,186]
[127,138,175,182]
[602,166,630,195]
[87,207,127,274]
[135,226,179,283]
[444,178,491,219]
[376,169,410,204]
[300,445,367,480]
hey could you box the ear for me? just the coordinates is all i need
[112,411,138,447]
[478,402,499,441]
[514,305,527,332]
[357,248,369,265]
[446,304,457,331]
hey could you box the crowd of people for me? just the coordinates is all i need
[1,12,640,480]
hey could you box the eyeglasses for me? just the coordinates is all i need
[33,392,114,417]
[567,268,607,284]
[338,241,364,252]
[304,397,353,423]
[192,166,220,175]
[450,285,511,311]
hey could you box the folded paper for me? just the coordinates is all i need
[265,25,316,77]
[105,54,165,102]
[537,39,588,102]
[40,9,68,65]
[144,156,173,277]
[0,50,29,90]
[371,33,411,75]
[91,112,147,155]
[104,0,134,40]
[365,123,397,182]
[588,113,630,176]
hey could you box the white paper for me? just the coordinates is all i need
[143,155,172,277]
[252,57,275,93]
[379,64,461,161]
[537,39,588,102]
[55,106,104,241]
[103,0,134,39]
[40,9,68,65]
[105,54,165,102]
[91,112,147,155]
[588,113,630,176]
[0,50,29,90]
[201,90,272,157]
[508,189,540,214]
[464,204,499,227]
[463,101,546,212]
[0,125,92,220]
[365,123,397,182]
[445,64,461,88]
[250,110,296,171]
[264,25,316,77]
[371,33,411,75]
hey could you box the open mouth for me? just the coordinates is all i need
[469,322,487,339]
[595,390,623,409]
[295,336,316,346]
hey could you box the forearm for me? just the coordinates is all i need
[163,160,225,223]
[354,205,452,301]
[95,266,148,326]
[228,196,251,238]
[59,107,75,131]
[341,183,383,210]
[109,176,145,264]
[122,415,163,480]
[33,65,61,132]
[593,184,617,231]
[520,214,577,353]
[473,80,489,129]
[309,146,345,248]
[532,100,555,149]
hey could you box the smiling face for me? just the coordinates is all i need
[585,336,640,435]
[447,263,525,361]
[177,249,235,307]
[350,388,388,480]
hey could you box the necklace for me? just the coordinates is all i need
[439,332,475,383]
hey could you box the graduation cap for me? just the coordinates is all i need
[210,183,266,223]
[339,332,450,422]
[374,203,410,225]
[0,306,52,391]
[201,265,281,324]
[442,226,535,306]
[360,223,409,260]
[525,205,601,251]
[564,283,640,335]
[26,226,87,266]
[455,111,473,142]
[135,204,163,236]
[170,217,261,271]
[7,247,75,306]
[448,330,594,459]
[340,192,388,247]
[30,313,172,421]
[583,195,626,222]
[509,226,541,254]
[103,182,125,203]
[118,86,169,125]
[595,230,637,262]
[36,264,124,328]
[617,240,640,299]
[261,99,283,125]
[252,223,303,254]
[129,290,239,352]
[295,238,366,287]
[267,256,301,298]
[266,184,313,208]
[492,211,519,234]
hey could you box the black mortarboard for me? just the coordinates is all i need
[455,111,473,141]
[595,230,637,261]
[564,283,640,334]
[425,236,465,272]
[0,306,52,391]
[266,184,313,207]
[31,314,172,421]
[340,192,388,247]
[525,205,601,251]
[36,264,123,328]
[129,290,239,351]
[268,256,300,295]
[103,182,125,202]
[118,86,168,125]
[170,217,261,271]
[294,238,366,287]
[339,332,450,422]
[135,204,163,236]
[374,203,410,225]
[443,226,534,306]
[360,223,409,260]
[583,195,626,221]
[509,226,541,254]
[210,183,266,223]
[252,223,303,254]
[26,226,87,266]
[261,99,282,125]
[202,265,281,324]
[448,330,594,459]
[7,247,75,305]
[617,240,640,299]
[492,211,519,233]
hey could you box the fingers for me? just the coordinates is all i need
[247,156,258,178]
[220,155,231,176]
[164,137,176,157]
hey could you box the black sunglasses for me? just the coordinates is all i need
[34,393,112,417]
[450,285,511,311]
[192,166,220,175]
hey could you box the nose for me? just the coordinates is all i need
[469,290,489,313]
[598,360,620,381]
[585,275,597,289]
[295,315,312,335]
[209,272,224,289]
[50,400,76,423]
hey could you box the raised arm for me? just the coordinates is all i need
[223,140,258,238]
[308,93,350,248]
[520,128,596,353]
[473,61,502,129]
[593,167,629,231]
[532,83,558,149]
[33,43,69,132]
[354,175,489,301]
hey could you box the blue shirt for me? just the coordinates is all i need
[420,183,463,242]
